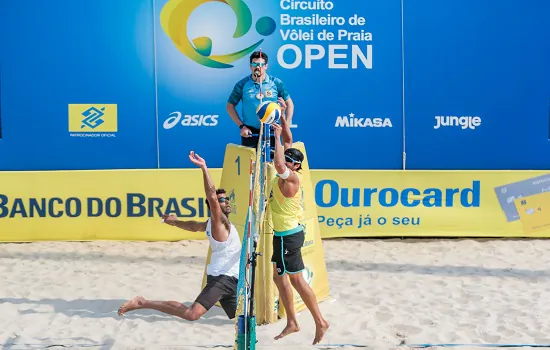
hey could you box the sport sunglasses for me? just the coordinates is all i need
[285,155,301,164]
[218,197,230,203]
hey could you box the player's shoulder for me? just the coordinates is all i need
[289,169,303,182]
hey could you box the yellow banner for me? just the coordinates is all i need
[0,169,221,241]
[311,170,550,238]
[2,168,550,241]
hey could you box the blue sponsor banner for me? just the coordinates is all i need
[0,0,549,171]
[155,0,403,169]
[403,0,550,170]
[0,0,157,171]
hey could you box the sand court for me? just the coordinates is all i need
[1,238,550,350]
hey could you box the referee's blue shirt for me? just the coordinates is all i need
[227,74,290,130]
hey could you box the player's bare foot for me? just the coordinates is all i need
[274,321,300,340]
[312,320,330,345]
[118,296,145,316]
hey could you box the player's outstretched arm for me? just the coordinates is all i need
[271,124,299,197]
[188,151,229,242]
[278,97,293,150]
[272,124,287,174]
[162,214,207,232]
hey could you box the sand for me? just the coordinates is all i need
[1,238,550,350]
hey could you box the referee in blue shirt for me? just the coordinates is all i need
[226,51,294,149]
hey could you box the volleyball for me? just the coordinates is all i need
[256,101,281,125]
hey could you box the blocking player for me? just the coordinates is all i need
[268,112,330,345]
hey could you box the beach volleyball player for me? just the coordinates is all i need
[268,113,330,345]
[226,50,294,149]
[117,152,241,321]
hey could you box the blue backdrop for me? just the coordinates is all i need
[1,0,549,171]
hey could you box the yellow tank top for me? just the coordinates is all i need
[269,172,304,235]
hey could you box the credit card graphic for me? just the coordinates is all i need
[515,192,550,233]
[494,173,550,222]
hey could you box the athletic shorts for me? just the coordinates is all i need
[271,230,305,276]
[194,274,238,319]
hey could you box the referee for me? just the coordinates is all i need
[226,51,294,149]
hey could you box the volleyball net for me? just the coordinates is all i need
[234,122,271,350]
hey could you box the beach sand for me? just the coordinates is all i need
[1,238,550,350]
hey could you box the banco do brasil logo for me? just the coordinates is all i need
[81,106,105,129]
[160,0,276,69]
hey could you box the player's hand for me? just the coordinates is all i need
[240,126,252,138]
[162,214,177,225]
[277,97,287,113]
[189,151,207,168]
[271,123,282,138]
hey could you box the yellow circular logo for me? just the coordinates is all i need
[160,0,276,69]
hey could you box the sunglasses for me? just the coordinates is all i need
[218,197,230,203]
[285,155,301,164]
[250,62,266,67]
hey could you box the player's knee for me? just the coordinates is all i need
[184,309,201,321]
[273,272,288,286]
[288,272,306,288]
[184,305,205,321]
